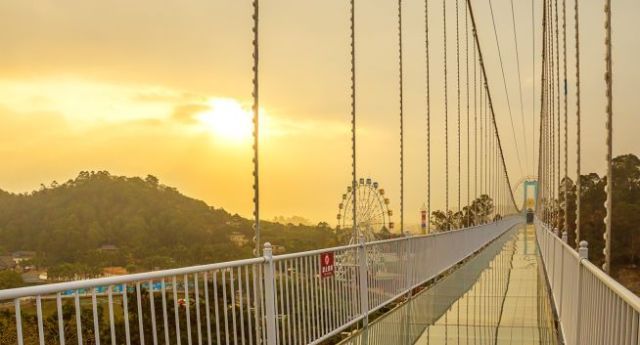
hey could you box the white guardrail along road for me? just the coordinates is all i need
[0,216,522,345]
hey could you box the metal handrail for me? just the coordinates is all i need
[1,216,523,345]
[581,259,640,311]
[536,218,640,345]
[0,257,265,300]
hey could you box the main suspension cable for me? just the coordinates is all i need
[509,0,530,176]
[487,0,525,179]
[467,0,519,212]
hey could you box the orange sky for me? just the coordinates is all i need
[0,0,638,226]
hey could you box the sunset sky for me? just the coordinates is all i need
[0,0,638,226]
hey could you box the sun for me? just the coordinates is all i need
[197,99,253,142]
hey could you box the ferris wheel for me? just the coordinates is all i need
[336,177,394,244]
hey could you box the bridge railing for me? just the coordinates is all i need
[536,220,640,345]
[0,216,522,345]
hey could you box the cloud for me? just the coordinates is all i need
[132,91,204,104]
[171,104,209,124]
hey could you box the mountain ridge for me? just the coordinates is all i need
[0,171,338,278]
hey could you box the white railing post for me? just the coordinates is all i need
[578,241,588,260]
[358,236,369,339]
[559,231,567,318]
[402,234,413,345]
[575,241,588,345]
[263,243,278,345]
[15,299,23,345]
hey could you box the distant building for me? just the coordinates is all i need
[11,251,36,265]
[102,266,128,277]
[99,244,119,252]
[0,256,17,271]
[21,271,47,284]
[272,245,286,254]
[229,232,249,247]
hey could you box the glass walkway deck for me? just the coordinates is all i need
[343,224,560,345]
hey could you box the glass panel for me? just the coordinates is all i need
[344,224,560,345]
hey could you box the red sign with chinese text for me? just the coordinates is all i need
[320,252,335,278]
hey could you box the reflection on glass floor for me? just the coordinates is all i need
[342,225,560,345]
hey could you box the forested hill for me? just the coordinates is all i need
[0,171,338,276]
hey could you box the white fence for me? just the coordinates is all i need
[0,216,522,345]
[536,219,640,345]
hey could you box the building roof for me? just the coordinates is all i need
[102,266,128,276]
[12,251,36,258]
[0,256,16,270]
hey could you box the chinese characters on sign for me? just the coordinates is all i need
[320,252,335,278]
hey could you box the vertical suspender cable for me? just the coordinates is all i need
[542,0,548,223]
[546,0,551,225]
[574,0,582,246]
[603,0,613,274]
[350,0,357,241]
[251,0,260,257]
[550,0,556,229]
[562,0,568,237]
[554,0,562,234]
[474,44,477,198]
[425,0,432,233]
[443,0,450,220]
[398,0,405,234]
[485,93,488,200]
[532,0,536,176]
[537,0,548,221]
[456,0,462,217]
[465,1,471,223]
[479,77,484,199]
[250,1,263,343]
[474,43,478,223]
[551,0,555,228]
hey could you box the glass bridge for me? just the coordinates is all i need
[342,225,560,345]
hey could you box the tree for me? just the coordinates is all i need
[0,271,23,289]
[430,195,496,231]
